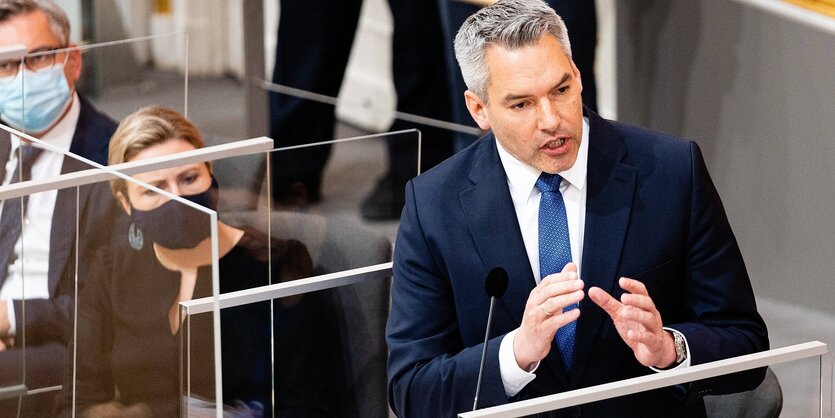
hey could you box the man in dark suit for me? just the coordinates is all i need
[386,1,768,417]
[0,1,118,415]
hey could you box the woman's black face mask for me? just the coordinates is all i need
[130,177,219,249]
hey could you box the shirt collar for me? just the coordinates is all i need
[497,117,590,202]
[10,92,79,154]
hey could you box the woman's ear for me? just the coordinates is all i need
[116,191,131,215]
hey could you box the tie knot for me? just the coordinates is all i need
[536,172,563,193]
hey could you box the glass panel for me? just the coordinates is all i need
[65,163,219,417]
[263,77,479,230]
[267,130,421,241]
[0,141,88,415]
[456,344,827,418]
[184,277,391,418]
[78,33,188,121]
[195,139,398,414]
[0,33,193,417]
[771,356,832,417]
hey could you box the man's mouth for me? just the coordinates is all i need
[543,138,566,149]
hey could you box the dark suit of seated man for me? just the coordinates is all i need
[0,1,118,416]
[386,1,769,417]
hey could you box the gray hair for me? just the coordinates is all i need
[454,0,572,102]
[0,0,71,45]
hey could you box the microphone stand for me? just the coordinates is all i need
[473,295,497,411]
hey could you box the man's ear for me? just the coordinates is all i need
[570,59,583,94]
[463,90,491,131]
[64,44,82,88]
[116,191,131,216]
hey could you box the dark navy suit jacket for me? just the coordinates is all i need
[0,96,118,346]
[386,110,768,417]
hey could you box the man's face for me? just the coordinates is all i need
[0,9,80,91]
[464,34,584,174]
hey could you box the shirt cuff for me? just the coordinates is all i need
[649,327,691,372]
[499,328,538,397]
[5,300,15,337]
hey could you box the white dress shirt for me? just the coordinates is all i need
[495,117,590,396]
[0,93,79,336]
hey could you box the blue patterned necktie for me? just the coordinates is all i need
[0,144,44,286]
[536,172,577,372]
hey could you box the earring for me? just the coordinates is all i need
[128,222,144,251]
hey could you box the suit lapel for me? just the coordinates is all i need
[459,137,534,326]
[570,111,636,386]
[47,156,94,294]
[47,98,104,294]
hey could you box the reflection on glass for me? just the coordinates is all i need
[58,107,313,418]
[0,141,117,416]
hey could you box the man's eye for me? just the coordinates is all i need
[26,55,49,65]
[557,86,569,94]
[183,175,197,184]
[0,61,18,71]
[512,102,527,110]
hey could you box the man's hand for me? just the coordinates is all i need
[0,300,9,336]
[514,263,584,371]
[588,278,677,368]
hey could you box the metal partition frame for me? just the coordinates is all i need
[0,137,273,201]
[458,341,831,418]
[179,262,392,315]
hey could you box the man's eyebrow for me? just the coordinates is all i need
[25,45,64,55]
[552,73,571,90]
[501,72,572,104]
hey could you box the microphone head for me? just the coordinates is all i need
[485,267,509,298]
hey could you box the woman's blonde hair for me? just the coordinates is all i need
[108,106,208,199]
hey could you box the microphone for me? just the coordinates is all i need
[473,267,509,411]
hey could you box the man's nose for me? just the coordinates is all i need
[537,99,560,132]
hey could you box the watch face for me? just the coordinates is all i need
[674,333,686,363]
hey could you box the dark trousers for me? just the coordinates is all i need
[269,0,455,200]
[0,343,65,418]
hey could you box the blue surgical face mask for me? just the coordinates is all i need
[0,63,72,134]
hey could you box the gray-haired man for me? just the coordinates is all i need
[386,1,768,416]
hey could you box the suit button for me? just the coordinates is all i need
[570,406,582,417]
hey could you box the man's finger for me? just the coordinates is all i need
[619,277,648,296]
[562,262,578,273]
[588,286,621,316]
[620,292,656,312]
[540,262,579,284]
[542,289,584,316]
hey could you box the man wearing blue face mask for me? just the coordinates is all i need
[0,1,118,416]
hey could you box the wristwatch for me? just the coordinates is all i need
[671,330,687,365]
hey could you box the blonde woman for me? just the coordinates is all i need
[59,107,345,417]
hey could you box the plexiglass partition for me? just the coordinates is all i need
[0,133,94,411]
[456,341,831,418]
[77,33,189,121]
[0,114,271,418]
[175,131,425,416]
